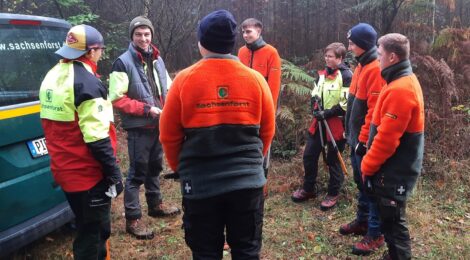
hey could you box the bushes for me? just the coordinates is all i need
[271,60,316,159]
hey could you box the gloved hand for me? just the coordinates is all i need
[313,110,326,121]
[310,95,321,111]
[105,181,124,198]
[355,142,367,157]
[362,175,374,195]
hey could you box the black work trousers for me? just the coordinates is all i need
[65,181,111,260]
[124,128,163,220]
[377,196,411,260]
[182,188,264,260]
[302,130,345,195]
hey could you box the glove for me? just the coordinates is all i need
[310,95,321,111]
[313,110,326,121]
[363,175,374,195]
[105,181,124,198]
[355,142,367,157]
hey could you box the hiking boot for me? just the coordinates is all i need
[352,235,385,255]
[148,203,181,218]
[339,219,368,236]
[320,195,338,211]
[126,219,154,240]
[291,188,315,203]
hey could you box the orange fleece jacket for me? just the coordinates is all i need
[159,57,276,171]
[361,74,425,175]
[349,59,385,143]
[238,44,282,107]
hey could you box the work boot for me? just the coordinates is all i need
[320,195,338,211]
[126,219,154,240]
[148,203,181,218]
[339,219,368,236]
[352,235,385,255]
[291,188,315,203]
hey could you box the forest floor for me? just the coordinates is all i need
[5,142,470,259]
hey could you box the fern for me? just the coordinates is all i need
[282,60,316,85]
[277,106,295,123]
[284,82,312,96]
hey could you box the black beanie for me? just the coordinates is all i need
[197,10,237,54]
[129,16,154,39]
[347,23,377,51]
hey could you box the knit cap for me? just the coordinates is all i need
[197,10,237,54]
[129,16,154,39]
[347,23,377,51]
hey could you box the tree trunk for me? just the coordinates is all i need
[53,0,64,19]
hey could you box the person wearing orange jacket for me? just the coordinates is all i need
[339,23,386,256]
[361,33,424,260]
[160,10,275,259]
[40,25,122,260]
[238,17,281,184]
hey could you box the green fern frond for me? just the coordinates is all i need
[277,106,295,123]
[281,60,316,84]
[284,83,312,96]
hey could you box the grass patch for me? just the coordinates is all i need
[6,150,469,259]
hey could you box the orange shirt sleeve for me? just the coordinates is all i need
[159,75,185,171]
[256,73,276,155]
[361,88,415,176]
[267,49,282,108]
[358,66,384,143]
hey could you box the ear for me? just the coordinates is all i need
[390,52,398,63]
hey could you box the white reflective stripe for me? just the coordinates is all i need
[109,71,129,102]
[166,70,173,90]
[153,67,163,97]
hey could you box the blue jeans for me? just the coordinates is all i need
[350,146,382,238]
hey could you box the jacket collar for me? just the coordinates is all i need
[246,36,266,51]
[320,63,349,80]
[203,53,239,61]
[128,42,160,64]
[381,59,413,84]
[356,46,378,66]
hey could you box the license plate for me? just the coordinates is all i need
[27,137,48,158]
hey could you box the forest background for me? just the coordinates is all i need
[3,0,469,259]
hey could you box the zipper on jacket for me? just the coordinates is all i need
[249,50,255,68]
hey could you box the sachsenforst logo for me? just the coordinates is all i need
[46,89,53,102]
[217,85,228,99]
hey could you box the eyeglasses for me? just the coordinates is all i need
[89,47,106,51]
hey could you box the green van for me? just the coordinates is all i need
[0,13,74,256]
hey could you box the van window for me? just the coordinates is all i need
[0,24,65,106]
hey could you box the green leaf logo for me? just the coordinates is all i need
[46,89,53,102]
[217,86,228,99]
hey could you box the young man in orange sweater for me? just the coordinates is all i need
[340,23,386,256]
[238,18,281,186]
[159,10,275,259]
[362,33,424,260]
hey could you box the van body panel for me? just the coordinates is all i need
[0,13,73,257]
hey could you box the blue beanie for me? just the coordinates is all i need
[197,10,237,54]
[347,23,377,51]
